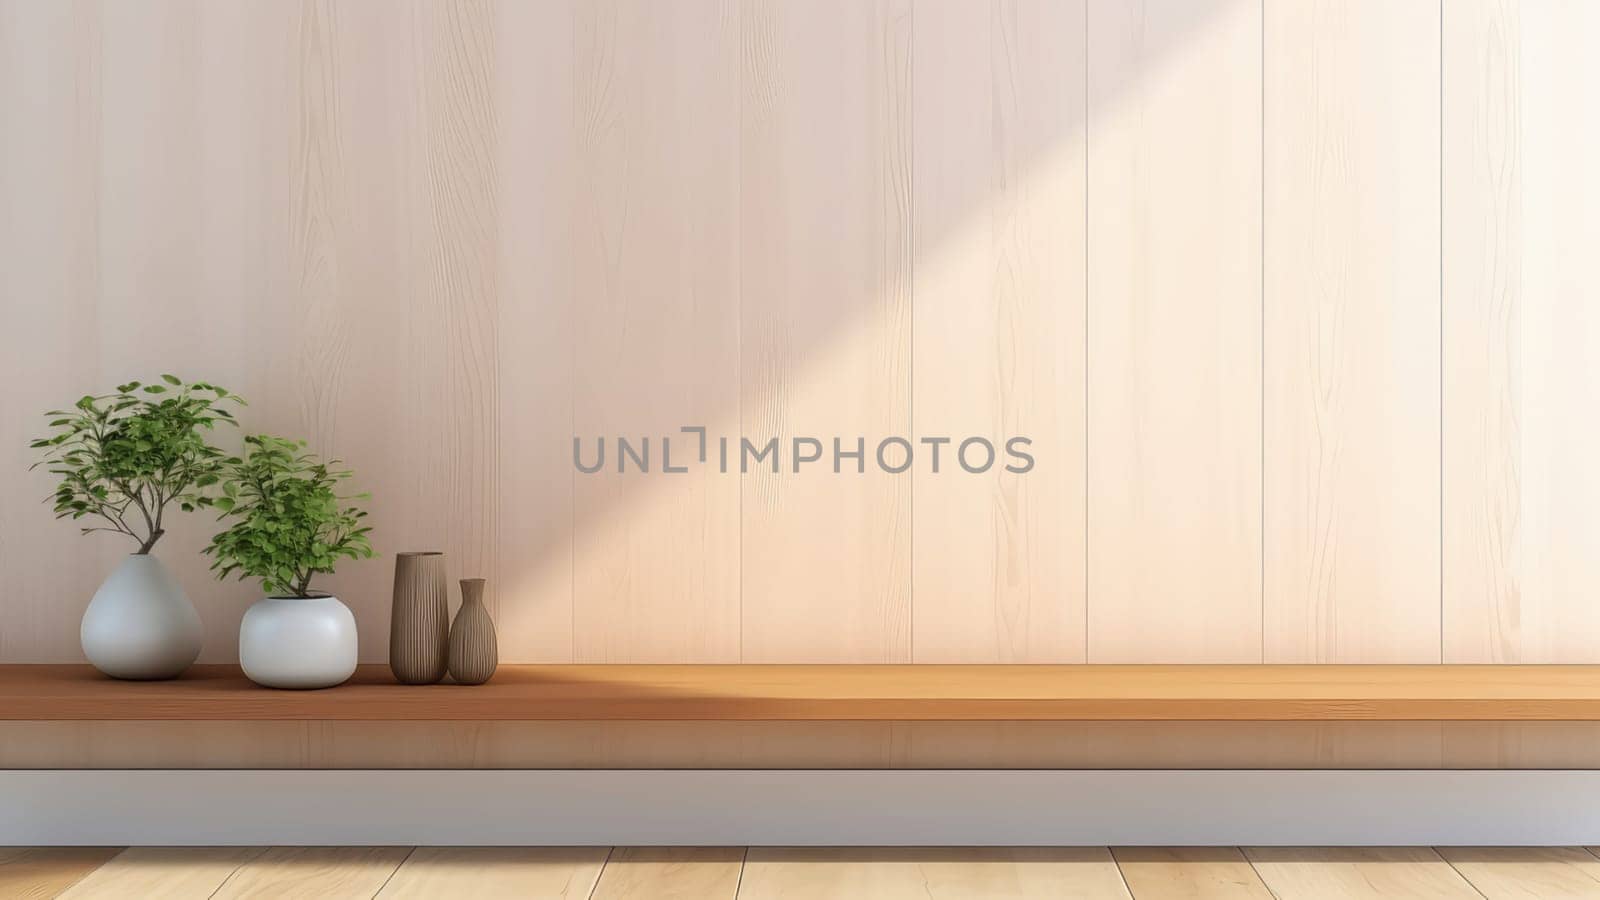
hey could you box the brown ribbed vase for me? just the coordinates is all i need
[447,577,498,685]
[389,551,449,684]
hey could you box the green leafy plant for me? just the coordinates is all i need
[204,435,375,598]
[29,376,242,554]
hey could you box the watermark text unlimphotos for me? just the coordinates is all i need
[574,427,1034,475]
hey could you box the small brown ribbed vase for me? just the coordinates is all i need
[448,578,498,685]
[389,551,448,684]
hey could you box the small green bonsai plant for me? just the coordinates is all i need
[204,434,375,598]
[29,376,241,554]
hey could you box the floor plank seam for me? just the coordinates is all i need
[53,847,120,899]
[1431,846,1490,900]
[1239,847,1280,900]
[369,846,415,899]
[212,846,269,900]
[1107,847,1135,899]
[585,846,614,900]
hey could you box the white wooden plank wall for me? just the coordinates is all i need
[1,0,1596,677]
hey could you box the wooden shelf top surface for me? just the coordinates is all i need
[5,664,1600,721]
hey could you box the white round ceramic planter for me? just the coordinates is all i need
[239,594,358,690]
[81,554,203,680]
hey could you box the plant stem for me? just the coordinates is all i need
[135,529,164,555]
[119,480,159,550]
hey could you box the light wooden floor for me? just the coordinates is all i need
[8,845,1600,898]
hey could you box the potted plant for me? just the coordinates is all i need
[29,377,240,679]
[205,435,375,689]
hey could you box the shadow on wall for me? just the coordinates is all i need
[0,0,1238,663]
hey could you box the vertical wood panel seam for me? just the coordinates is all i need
[902,0,915,659]
[1082,0,1091,664]
[911,0,920,663]
[568,4,577,666]
[737,0,744,665]
[1254,0,1267,662]
[1440,0,1452,662]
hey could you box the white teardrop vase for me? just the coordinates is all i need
[80,554,204,680]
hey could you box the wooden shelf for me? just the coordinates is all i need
[5,664,1600,721]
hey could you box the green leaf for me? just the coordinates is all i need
[31,375,249,553]
[205,432,375,595]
